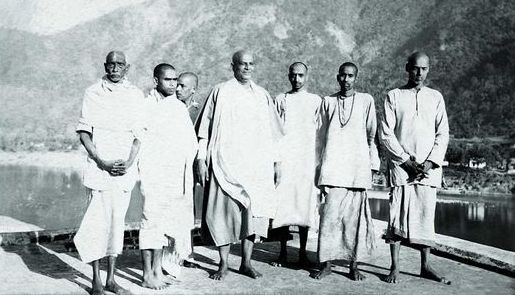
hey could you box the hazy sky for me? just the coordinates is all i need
[0,0,145,35]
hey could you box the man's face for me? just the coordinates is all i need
[176,76,196,102]
[337,66,357,92]
[232,53,254,83]
[288,65,307,91]
[104,53,129,83]
[155,68,178,97]
[406,56,430,86]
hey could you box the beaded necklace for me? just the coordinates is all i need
[337,92,355,128]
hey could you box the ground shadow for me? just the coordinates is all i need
[2,243,92,293]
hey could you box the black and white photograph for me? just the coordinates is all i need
[0,0,514,294]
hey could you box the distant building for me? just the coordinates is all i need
[469,158,486,169]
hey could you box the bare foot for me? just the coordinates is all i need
[209,264,228,280]
[105,281,132,294]
[156,272,175,285]
[384,268,399,284]
[269,254,287,267]
[421,265,451,285]
[90,286,105,295]
[239,265,263,279]
[141,275,167,290]
[312,262,332,280]
[349,268,366,281]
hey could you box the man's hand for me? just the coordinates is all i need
[415,160,434,181]
[196,159,209,187]
[400,158,423,182]
[99,159,126,176]
[274,162,282,188]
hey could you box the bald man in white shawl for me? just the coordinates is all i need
[270,62,321,268]
[74,51,143,295]
[196,50,284,280]
[138,64,198,289]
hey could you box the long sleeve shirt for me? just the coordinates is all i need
[379,86,449,188]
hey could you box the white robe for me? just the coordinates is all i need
[74,76,144,263]
[138,89,198,258]
[272,91,321,228]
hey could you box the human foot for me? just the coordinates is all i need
[90,286,105,295]
[209,264,228,280]
[384,268,399,284]
[421,265,451,285]
[183,260,201,269]
[312,263,331,280]
[105,281,132,294]
[239,265,263,279]
[349,268,366,281]
[141,275,167,290]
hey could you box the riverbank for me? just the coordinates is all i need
[1,151,513,198]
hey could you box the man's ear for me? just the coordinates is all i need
[153,76,158,85]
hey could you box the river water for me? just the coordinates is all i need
[1,165,514,251]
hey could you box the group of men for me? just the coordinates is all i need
[74,48,449,294]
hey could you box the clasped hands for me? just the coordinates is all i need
[99,159,132,176]
[400,157,434,182]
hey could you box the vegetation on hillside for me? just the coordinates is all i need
[0,0,513,151]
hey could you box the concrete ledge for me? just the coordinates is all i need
[2,220,514,277]
[372,219,515,277]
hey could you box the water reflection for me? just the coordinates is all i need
[1,165,514,252]
[0,165,142,231]
[368,195,515,252]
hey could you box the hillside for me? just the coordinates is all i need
[0,0,513,151]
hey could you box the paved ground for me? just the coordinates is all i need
[1,229,514,295]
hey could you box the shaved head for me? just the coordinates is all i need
[232,49,253,65]
[289,62,308,73]
[338,62,358,76]
[153,63,176,78]
[106,51,127,64]
[407,51,430,67]
[178,72,198,89]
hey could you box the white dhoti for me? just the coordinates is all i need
[74,189,131,263]
[384,184,437,247]
[317,187,376,262]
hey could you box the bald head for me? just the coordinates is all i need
[231,50,254,84]
[288,62,308,92]
[407,51,430,67]
[104,50,129,83]
[176,72,198,102]
[405,51,430,88]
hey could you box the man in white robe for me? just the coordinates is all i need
[138,64,198,288]
[196,50,284,280]
[314,62,380,281]
[74,51,143,295]
[379,52,450,285]
[270,62,321,268]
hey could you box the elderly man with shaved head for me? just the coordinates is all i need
[176,72,201,123]
[74,50,144,295]
[379,52,450,285]
[196,50,284,280]
[269,61,321,268]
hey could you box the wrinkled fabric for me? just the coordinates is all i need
[138,89,198,255]
[317,187,376,262]
[272,91,321,228]
[74,189,131,263]
[379,86,449,187]
[384,184,436,246]
[318,92,380,189]
[196,78,284,218]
